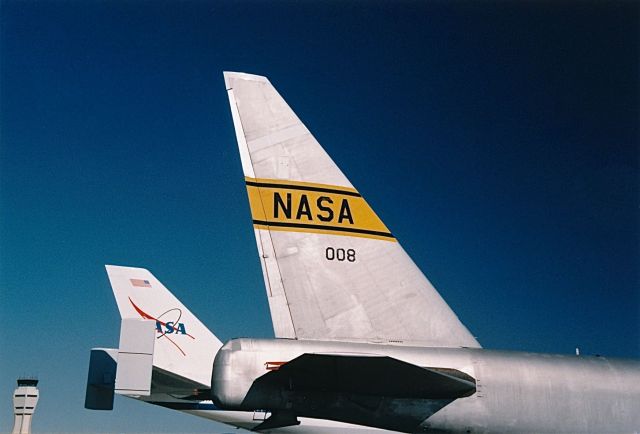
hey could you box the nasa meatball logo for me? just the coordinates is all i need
[128,297,194,356]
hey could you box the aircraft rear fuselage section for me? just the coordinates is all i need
[211,338,640,433]
[427,348,640,433]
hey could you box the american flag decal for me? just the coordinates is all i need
[130,278,151,287]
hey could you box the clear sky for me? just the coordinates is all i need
[1,1,638,433]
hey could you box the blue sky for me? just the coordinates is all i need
[1,1,638,432]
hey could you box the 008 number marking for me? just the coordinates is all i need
[325,247,356,262]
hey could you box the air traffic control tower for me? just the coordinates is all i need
[12,378,39,434]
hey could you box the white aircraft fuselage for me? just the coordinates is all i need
[208,338,640,433]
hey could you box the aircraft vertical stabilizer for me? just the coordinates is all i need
[224,71,479,348]
[106,265,222,388]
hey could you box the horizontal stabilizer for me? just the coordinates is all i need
[253,353,476,400]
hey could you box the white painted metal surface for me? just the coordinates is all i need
[115,319,155,396]
[106,265,222,387]
[224,71,479,348]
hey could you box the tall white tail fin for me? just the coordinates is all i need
[105,265,222,387]
[224,72,480,348]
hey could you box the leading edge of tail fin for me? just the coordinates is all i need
[105,265,222,387]
[224,72,480,348]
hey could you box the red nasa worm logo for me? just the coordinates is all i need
[128,297,195,356]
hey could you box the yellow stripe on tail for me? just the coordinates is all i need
[245,177,396,241]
